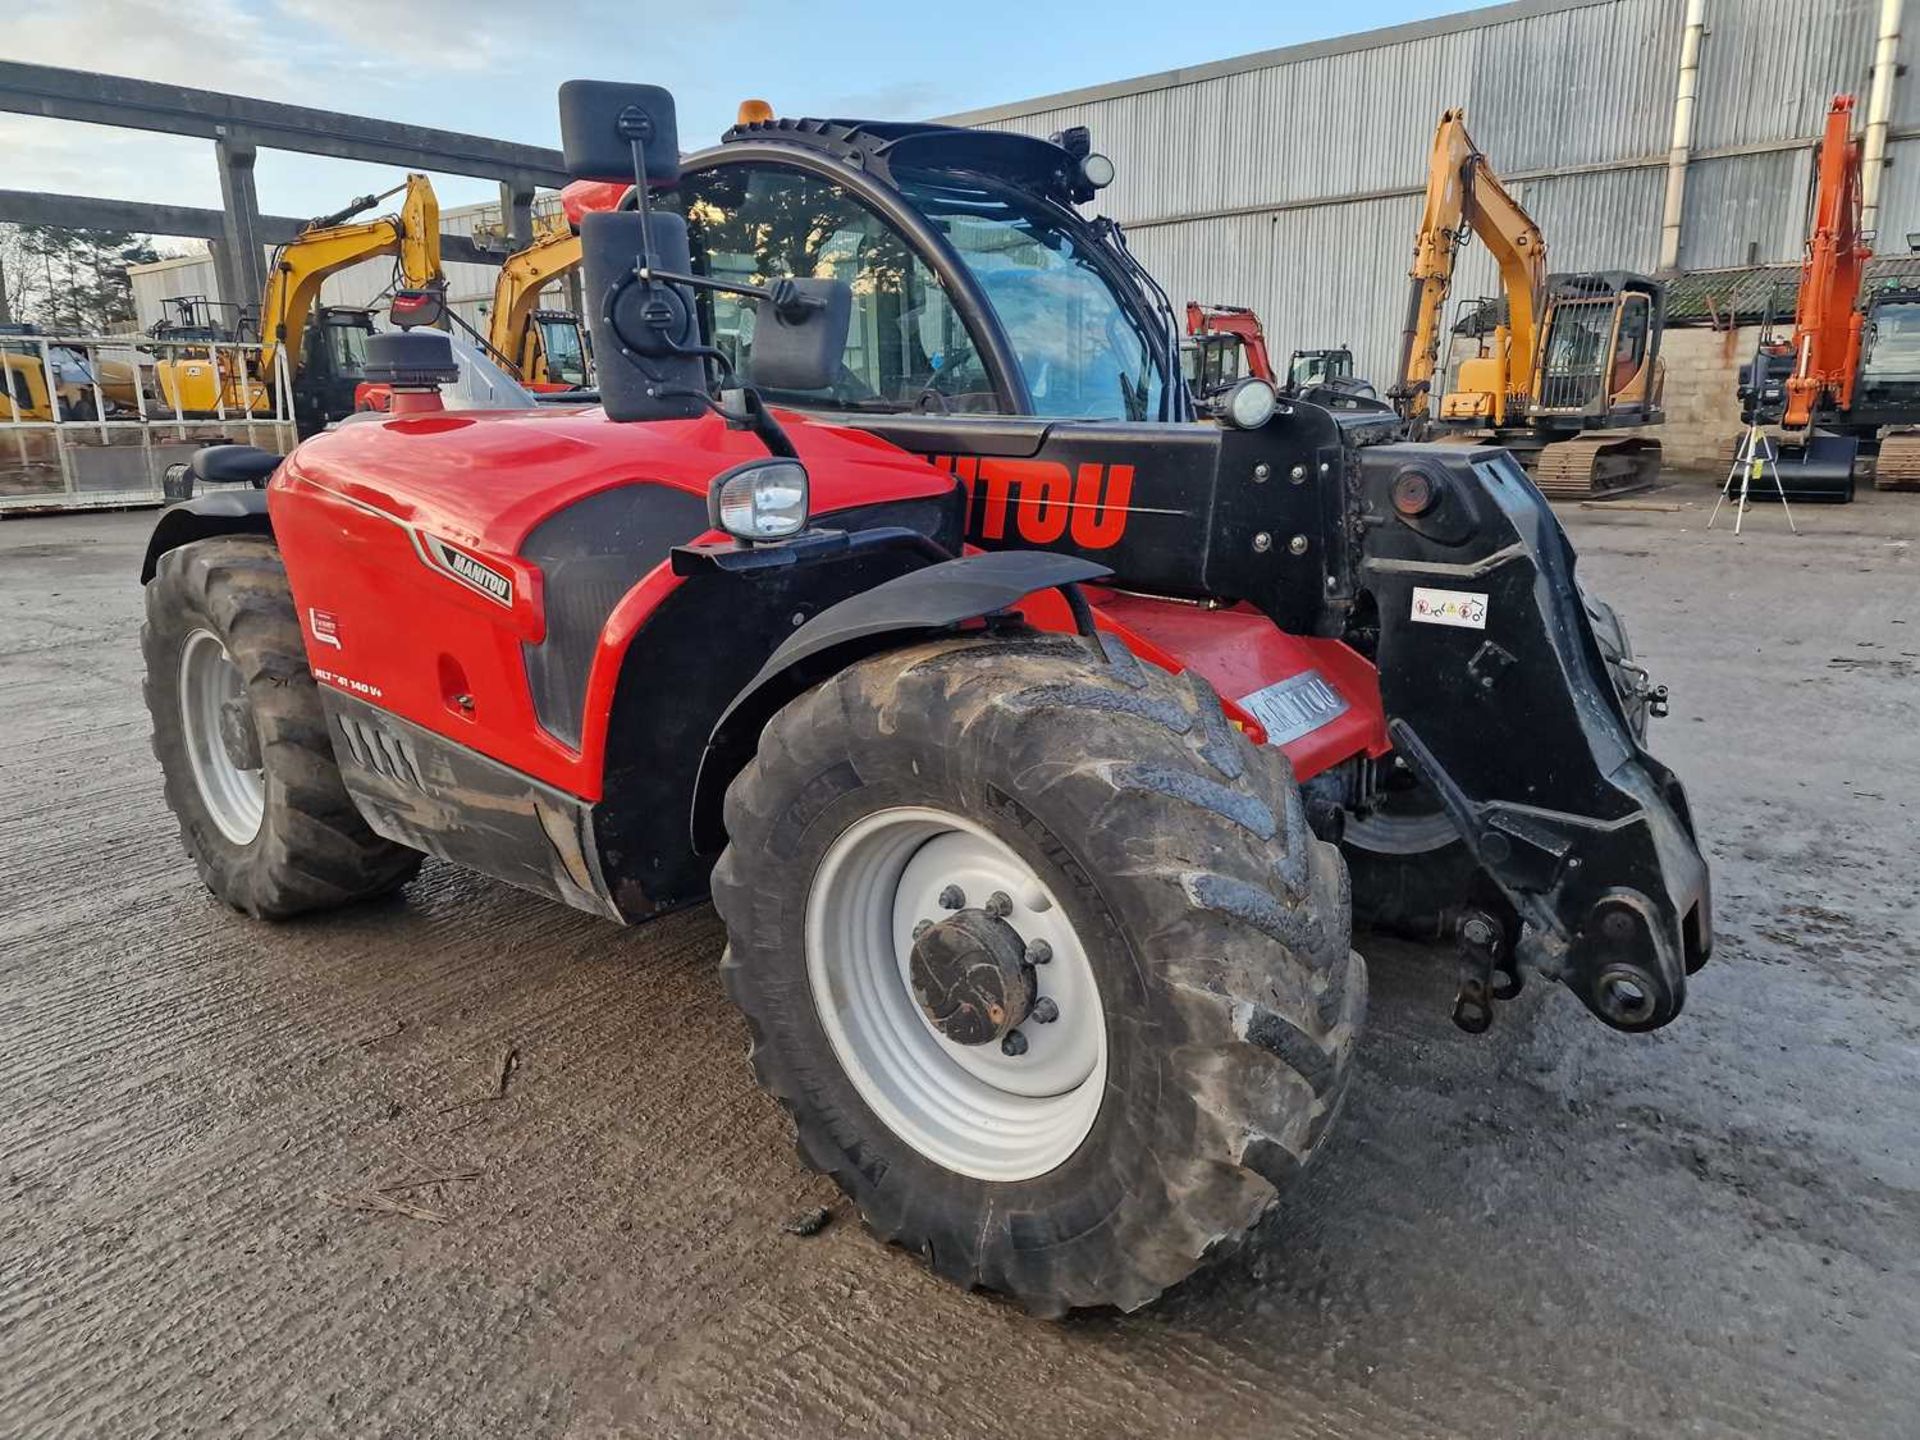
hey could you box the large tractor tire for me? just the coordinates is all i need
[711,633,1363,1314]
[1343,589,1650,937]
[142,536,420,919]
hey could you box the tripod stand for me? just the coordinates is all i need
[1709,424,1799,536]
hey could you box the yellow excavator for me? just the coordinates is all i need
[156,174,443,436]
[1394,109,1666,498]
[486,217,589,389]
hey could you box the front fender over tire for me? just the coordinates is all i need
[712,634,1363,1314]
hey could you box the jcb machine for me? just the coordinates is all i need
[1739,95,1920,497]
[156,175,443,436]
[1396,109,1666,499]
[139,82,1709,1316]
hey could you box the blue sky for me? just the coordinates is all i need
[9,0,1485,226]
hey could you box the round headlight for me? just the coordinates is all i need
[711,458,809,541]
[1079,153,1116,190]
[1222,377,1278,431]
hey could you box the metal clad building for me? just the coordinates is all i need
[944,0,1900,382]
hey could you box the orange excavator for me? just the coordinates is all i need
[1739,94,1919,497]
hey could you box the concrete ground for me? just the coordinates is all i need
[2,478,1916,1439]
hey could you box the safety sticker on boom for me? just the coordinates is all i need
[1238,670,1349,747]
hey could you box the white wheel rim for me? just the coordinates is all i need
[179,628,265,845]
[805,806,1107,1182]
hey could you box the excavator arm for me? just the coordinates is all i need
[256,173,442,385]
[1784,96,1869,429]
[1395,109,1547,424]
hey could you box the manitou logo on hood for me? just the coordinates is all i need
[423,535,514,607]
[935,456,1142,549]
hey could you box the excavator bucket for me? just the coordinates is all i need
[1765,433,1858,502]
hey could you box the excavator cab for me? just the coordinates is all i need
[1182,329,1245,398]
[294,308,378,436]
[525,309,591,388]
[1530,273,1664,425]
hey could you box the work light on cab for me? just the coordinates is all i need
[709,457,809,541]
[1222,376,1279,430]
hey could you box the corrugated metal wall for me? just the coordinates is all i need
[949,0,1904,383]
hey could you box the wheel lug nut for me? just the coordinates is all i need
[985,890,1012,918]
[911,919,932,940]
[1001,1029,1028,1057]
[1025,939,1052,965]
[1031,997,1059,1024]
[937,885,965,910]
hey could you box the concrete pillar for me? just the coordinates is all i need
[1658,0,1707,273]
[1861,0,1903,238]
[215,130,268,310]
[501,177,536,251]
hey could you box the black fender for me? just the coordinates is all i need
[688,548,1111,854]
[140,488,274,584]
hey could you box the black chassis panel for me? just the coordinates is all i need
[322,690,625,922]
[842,402,1386,638]
[1356,442,1712,1029]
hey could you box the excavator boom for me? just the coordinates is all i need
[256,173,442,384]
[1785,95,1870,428]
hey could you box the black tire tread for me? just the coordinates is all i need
[142,536,420,919]
[712,633,1362,1314]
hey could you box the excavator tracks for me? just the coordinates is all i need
[1873,431,1920,490]
[1529,437,1663,500]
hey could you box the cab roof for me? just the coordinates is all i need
[718,116,1091,204]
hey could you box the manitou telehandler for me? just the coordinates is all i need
[138,81,1710,1316]
[1395,109,1667,499]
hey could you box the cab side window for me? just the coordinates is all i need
[665,165,997,412]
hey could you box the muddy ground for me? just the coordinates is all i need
[2,478,1916,1439]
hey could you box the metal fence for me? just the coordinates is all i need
[0,333,296,513]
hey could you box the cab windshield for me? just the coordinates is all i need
[1863,301,1920,380]
[327,322,370,375]
[897,174,1169,422]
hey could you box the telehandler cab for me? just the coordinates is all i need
[139,81,1710,1315]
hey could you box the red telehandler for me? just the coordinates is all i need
[138,81,1710,1315]
[1739,94,1920,496]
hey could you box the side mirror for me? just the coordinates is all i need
[557,80,680,186]
[580,209,706,422]
[750,279,852,393]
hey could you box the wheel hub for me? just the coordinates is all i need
[219,695,262,771]
[908,909,1034,1046]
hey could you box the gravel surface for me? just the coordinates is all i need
[2,478,1915,1438]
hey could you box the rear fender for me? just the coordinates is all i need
[140,489,274,583]
[688,549,1110,854]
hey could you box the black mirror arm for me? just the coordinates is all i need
[628,266,821,326]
